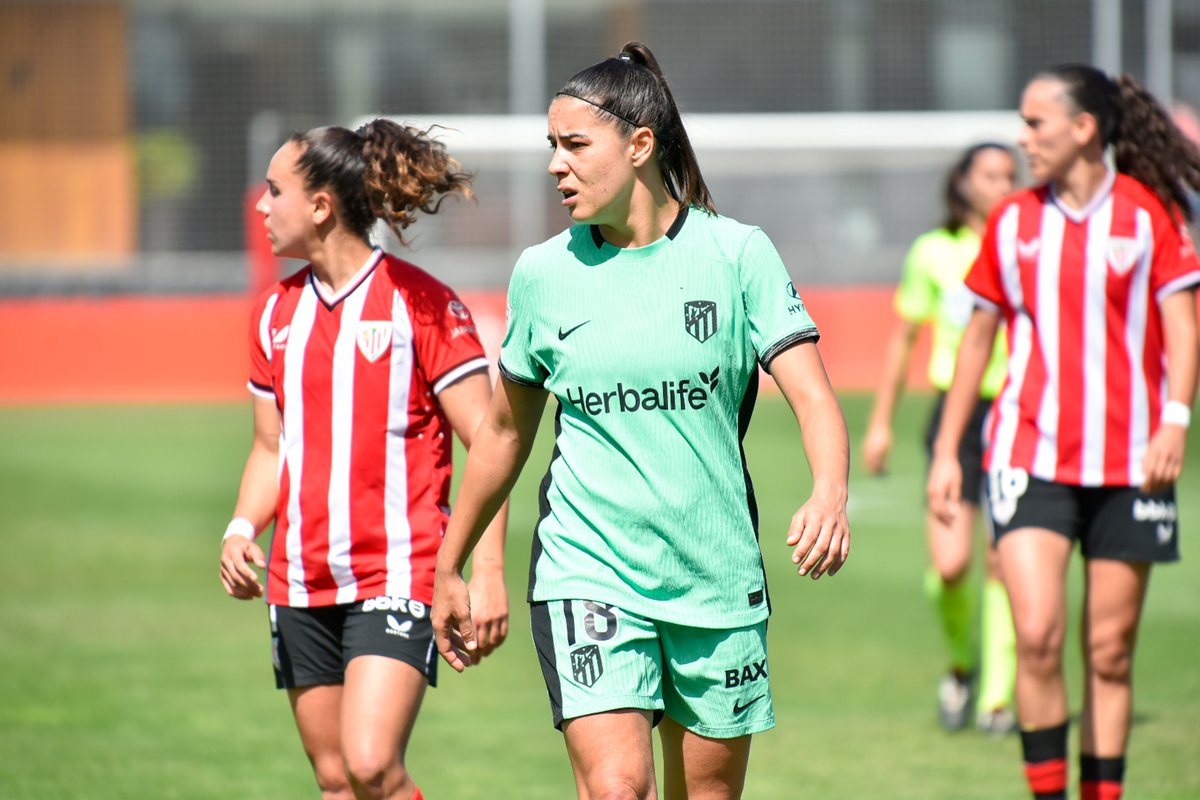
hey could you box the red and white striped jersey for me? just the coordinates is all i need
[968,172,1200,487]
[248,248,488,607]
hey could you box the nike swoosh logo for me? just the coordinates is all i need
[558,320,591,341]
[733,694,765,715]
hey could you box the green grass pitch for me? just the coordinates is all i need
[0,394,1197,798]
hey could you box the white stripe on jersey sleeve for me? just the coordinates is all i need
[385,289,415,600]
[1080,198,1113,485]
[969,292,1001,314]
[248,382,275,399]
[327,272,374,605]
[1155,270,1200,304]
[432,357,490,395]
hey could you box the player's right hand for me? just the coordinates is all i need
[432,568,478,673]
[926,453,962,526]
[220,535,265,600]
[861,420,892,475]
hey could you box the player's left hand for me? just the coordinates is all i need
[432,568,477,673]
[467,571,509,660]
[786,489,850,579]
[1142,423,1188,494]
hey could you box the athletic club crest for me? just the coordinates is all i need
[1107,237,1142,275]
[356,321,392,362]
[684,300,717,343]
[570,645,603,688]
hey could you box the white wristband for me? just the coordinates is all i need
[222,517,257,542]
[1161,400,1192,429]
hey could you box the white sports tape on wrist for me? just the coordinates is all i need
[1161,400,1191,429]
[222,517,256,542]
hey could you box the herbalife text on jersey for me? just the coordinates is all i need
[567,377,711,416]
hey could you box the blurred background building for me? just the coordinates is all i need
[2,0,1199,295]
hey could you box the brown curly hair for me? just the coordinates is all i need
[290,119,473,244]
[1039,64,1200,223]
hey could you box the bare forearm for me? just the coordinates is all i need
[932,310,998,459]
[471,500,509,577]
[868,322,919,428]
[233,443,279,531]
[440,425,531,574]
[799,391,850,503]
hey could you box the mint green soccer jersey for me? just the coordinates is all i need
[500,208,819,627]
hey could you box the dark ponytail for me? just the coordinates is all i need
[556,41,716,214]
[1041,64,1200,222]
[290,119,473,244]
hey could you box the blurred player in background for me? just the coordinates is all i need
[863,142,1019,735]
[929,65,1200,800]
[431,41,850,799]
[219,120,509,800]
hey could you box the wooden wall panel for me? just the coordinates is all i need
[0,3,135,262]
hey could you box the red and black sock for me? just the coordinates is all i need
[1020,722,1068,799]
[1080,754,1125,800]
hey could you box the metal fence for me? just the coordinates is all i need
[2,0,1198,293]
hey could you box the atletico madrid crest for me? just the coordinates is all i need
[684,300,717,343]
[570,645,603,688]
[357,321,393,362]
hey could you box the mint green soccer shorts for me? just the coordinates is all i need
[530,599,774,739]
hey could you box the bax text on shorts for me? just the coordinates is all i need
[566,368,721,416]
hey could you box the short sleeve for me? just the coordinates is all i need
[740,228,820,369]
[1151,213,1200,303]
[411,284,489,395]
[894,236,937,323]
[498,256,548,387]
[248,290,278,400]
[964,210,1006,312]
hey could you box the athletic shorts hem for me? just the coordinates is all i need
[1079,548,1180,565]
[684,716,776,739]
[1006,524,1181,564]
[276,669,344,690]
[561,696,664,724]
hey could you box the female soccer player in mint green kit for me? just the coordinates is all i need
[432,41,850,799]
[863,143,1019,735]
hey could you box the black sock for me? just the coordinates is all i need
[1080,754,1125,799]
[1020,722,1068,799]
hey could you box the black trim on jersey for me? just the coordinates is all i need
[429,357,489,393]
[527,404,564,602]
[308,249,384,311]
[499,359,545,389]
[589,205,689,249]
[759,328,820,371]
[249,379,274,395]
[737,367,771,615]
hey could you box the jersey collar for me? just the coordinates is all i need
[1047,168,1116,224]
[589,205,690,250]
[309,247,384,309]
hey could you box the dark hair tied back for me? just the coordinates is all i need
[942,142,1013,233]
[1041,63,1200,223]
[557,41,716,214]
[290,119,473,244]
